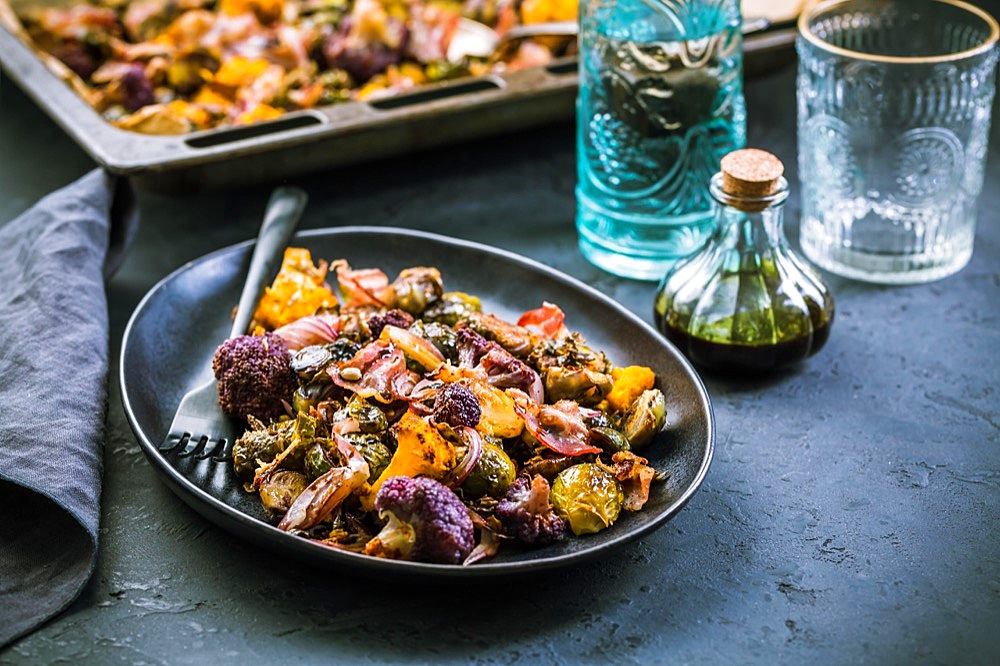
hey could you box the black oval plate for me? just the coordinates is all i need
[120,227,715,579]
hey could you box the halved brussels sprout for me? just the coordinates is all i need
[550,463,624,535]
[327,338,363,361]
[292,378,335,414]
[590,426,630,455]
[332,395,388,434]
[421,292,482,326]
[232,417,294,482]
[411,320,459,362]
[304,443,332,480]
[259,470,308,515]
[391,267,444,314]
[621,389,666,450]
[345,433,392,482]
[290,345,336,378]
[461,441,517,499]
[543,366,613,405]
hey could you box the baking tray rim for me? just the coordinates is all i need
[0,3,797,185]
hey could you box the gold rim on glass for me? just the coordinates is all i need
[798,0,1000,64]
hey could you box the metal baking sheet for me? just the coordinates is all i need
[0,2,796,193]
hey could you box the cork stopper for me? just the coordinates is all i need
[719,149,784,211]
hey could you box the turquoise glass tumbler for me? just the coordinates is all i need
[575,0,747,281]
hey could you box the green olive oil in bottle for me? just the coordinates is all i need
[653,149,834,372]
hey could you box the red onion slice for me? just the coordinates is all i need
[447,426,484,488]
[274,313,339,350]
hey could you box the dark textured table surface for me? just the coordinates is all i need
[2,36,999,665]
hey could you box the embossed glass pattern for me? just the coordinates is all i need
[796,0,999,284]
[576,0,746,280]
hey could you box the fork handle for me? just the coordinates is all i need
[230,186,309,339]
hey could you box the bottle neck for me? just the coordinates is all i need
[709,173,790,249]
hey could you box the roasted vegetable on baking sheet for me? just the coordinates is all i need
[9,0,579,134]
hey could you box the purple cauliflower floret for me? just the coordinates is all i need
[212,332,298,421]
[368,308,415,339]
[52,42,99,79]
[456,328,544,402]
[455,327,493,366]
[365,476,474,564]
[432,384,481,429]
[322,17,408,86]
[495,475,566,545]
[119,64,156,111]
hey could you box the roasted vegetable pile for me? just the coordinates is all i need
[15,0,578,134]
[217,248,669,565]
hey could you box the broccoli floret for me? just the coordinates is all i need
[365,476,475,564]
[212,332,298,421]
[495,475,566,545]
[368,309,415,339]
[432,383,481,428]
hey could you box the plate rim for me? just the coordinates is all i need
[119,225,715,578]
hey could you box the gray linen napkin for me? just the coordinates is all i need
[0,169,137,647]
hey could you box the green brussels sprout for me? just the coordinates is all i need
[326,338,363,361]
[346,433,392,482]
[461,441,517,499]
[542,366,613,405]
[166,49,220,95]
[391,267,444,315]
[590,426,630,455]
[550,463,625,535]
[292,378,335,414]
[259,470,308,515]
[232,417,294,482]
[410,320,459,362]
[332,395,388,434]
[621,389,666,450]
[304,442,332,480]
[421,292,482,326]
[290,345,336,378]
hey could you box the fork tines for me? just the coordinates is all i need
[159,432,232,462]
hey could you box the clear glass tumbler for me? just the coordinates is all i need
[796,0,999,284]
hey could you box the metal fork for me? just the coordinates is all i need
[159,186,308,462]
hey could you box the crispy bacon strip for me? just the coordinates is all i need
[611,451,657,512]
[329,339,417,403]
[517,302,568,339]
[334,261,393,309]
[509,389,601,457]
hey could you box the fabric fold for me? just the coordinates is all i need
[0,169,138,647]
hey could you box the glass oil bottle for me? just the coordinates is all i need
[653,148,834,373]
